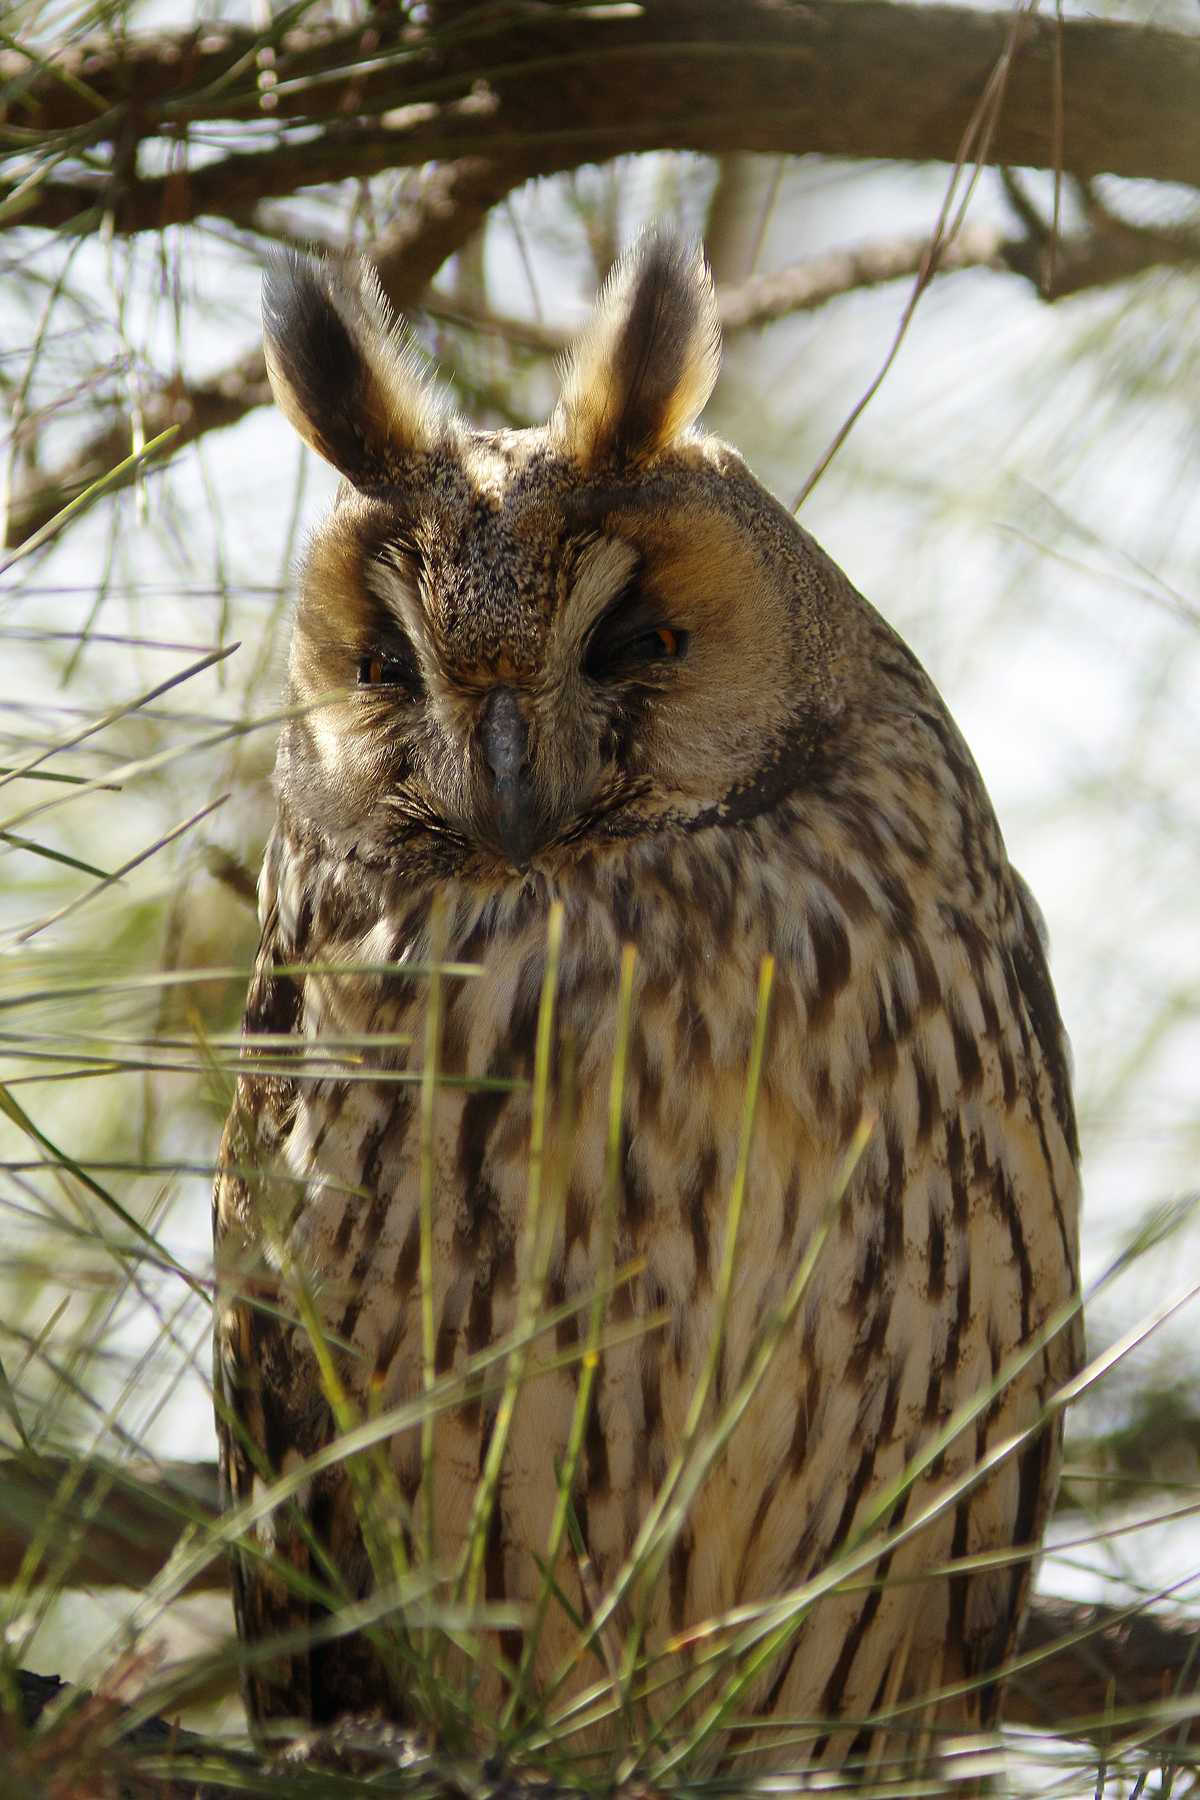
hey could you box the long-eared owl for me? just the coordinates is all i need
[214,229,1082,1776]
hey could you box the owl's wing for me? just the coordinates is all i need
[1010,869,1079,1170]
[921,870,1083,1729]
[213,900,321,1722]
[215,898,398,1724]
[969,874,1083,1710]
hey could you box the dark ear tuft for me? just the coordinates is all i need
[552,230,721,470]
[262,252,441,486]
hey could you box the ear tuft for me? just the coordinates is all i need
[553,230,721,470]
[262,252,442,486]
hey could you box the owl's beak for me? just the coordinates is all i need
[481,687,534,874]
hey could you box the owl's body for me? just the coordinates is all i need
[215,236,1081,1774]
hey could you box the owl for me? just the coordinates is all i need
[214,230,1082,1779]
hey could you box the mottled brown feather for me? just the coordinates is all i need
[214,230,1082,1777]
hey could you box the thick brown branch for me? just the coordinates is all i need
[2,3,1199,238]
[4,1455,1200,1748]
[1007,1595,1200,1740]
[0,1454,225,1592]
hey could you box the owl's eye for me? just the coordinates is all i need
[357,642,424,697]
[629,627,682,661]
[584,602,689,681]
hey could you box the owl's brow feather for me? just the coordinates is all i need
[556,477,692,532]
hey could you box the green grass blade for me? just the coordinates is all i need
[502,940,637,1733]
[459,899,564,1614]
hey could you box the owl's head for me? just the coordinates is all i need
[264,231,849,882]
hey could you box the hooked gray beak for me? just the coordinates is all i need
[481,688,534,873]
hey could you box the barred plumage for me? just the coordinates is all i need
[214,231,1082,1774]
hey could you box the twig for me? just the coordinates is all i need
[11,205,1197,555]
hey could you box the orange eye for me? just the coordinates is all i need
[583,615,689,680]
[357,648,427,697]
[624,625,684,662]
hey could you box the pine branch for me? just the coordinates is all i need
[3,352,273,550]
[4,1454,1200,1750]
[2,3,1198,238]
[0,1453,225,1592]
[1008,1596,1200,1739]
[2,152,527,550]
[716,215,1200,329]
[9,200,1197,554]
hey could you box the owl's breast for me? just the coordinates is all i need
[220,795,1080,1733]
[268,802,1076,1421]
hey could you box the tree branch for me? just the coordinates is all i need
[4,1455,1200,1750]
[13,1670,258,1800]
[0,1454,225,1593]
[371,153,548,312]
[3,352,272,550]
[716,214,1200,328]
[10,199,1197,553]
[1007,1595,1200,1741]
[2,152,529,550]
[2,3,1199,238]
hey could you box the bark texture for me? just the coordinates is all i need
[3,4,1199,236]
